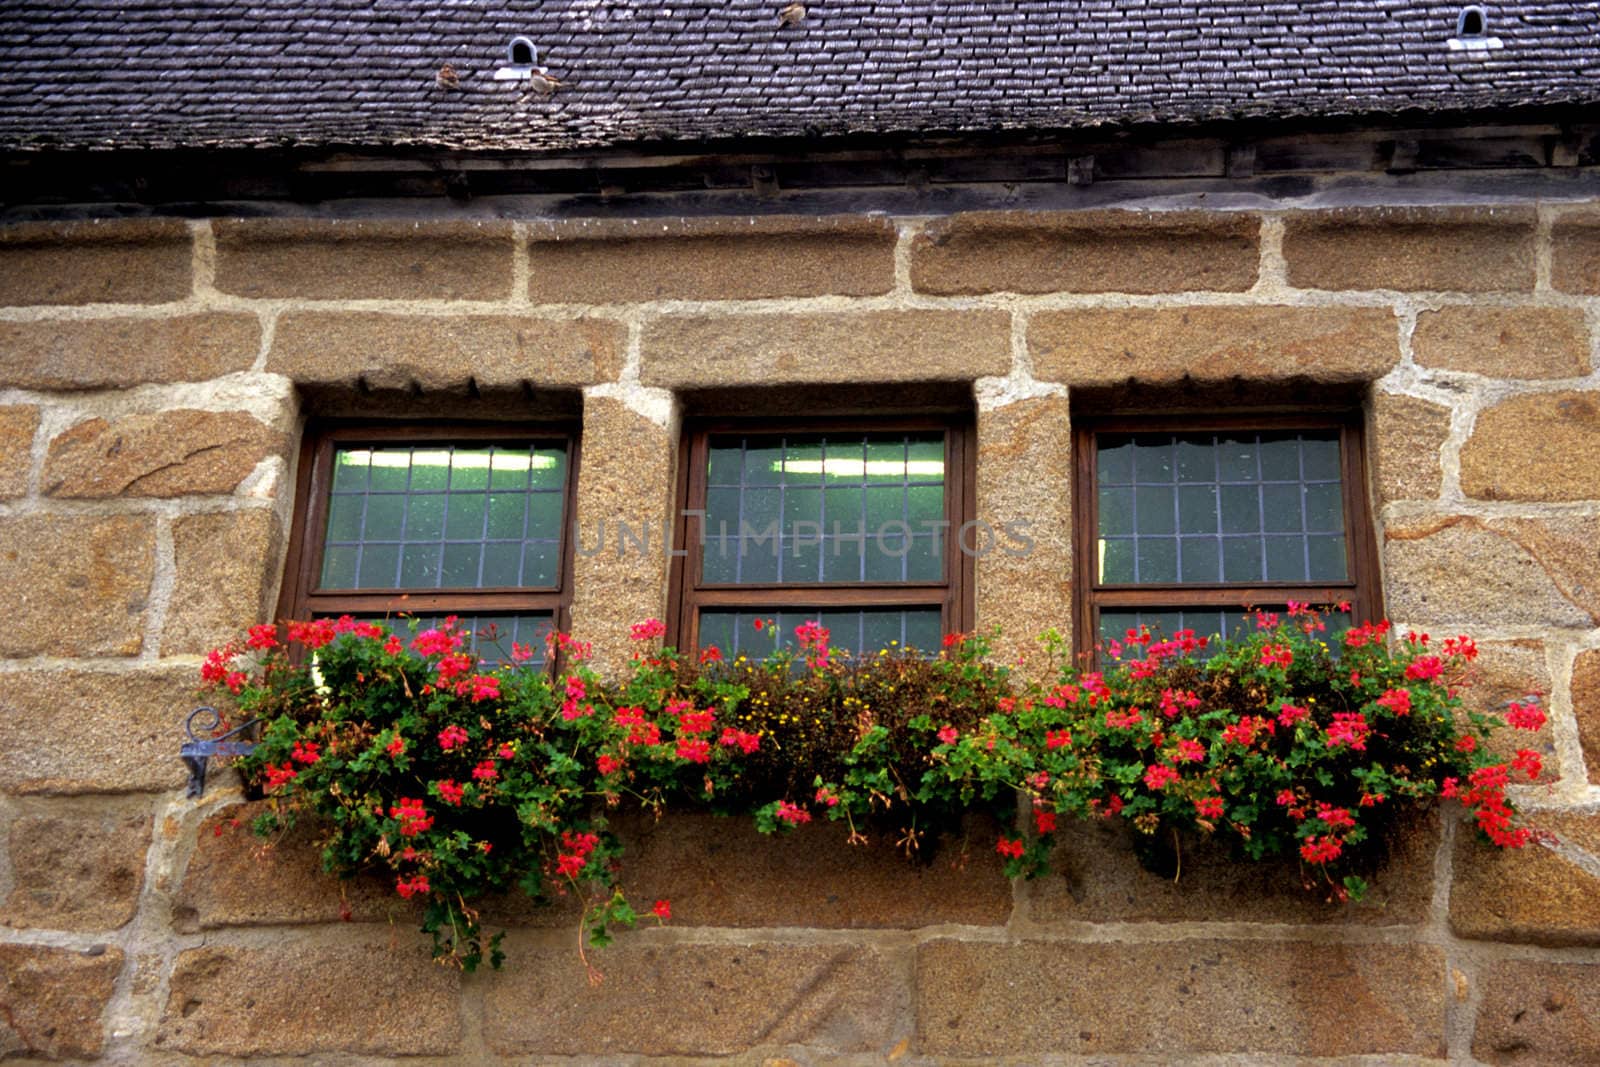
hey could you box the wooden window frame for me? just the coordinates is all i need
[1071,411,1382,658]
[667,414,977,652]
[276,420,580,630]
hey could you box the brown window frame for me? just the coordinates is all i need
[276,420,579,633]
[667,414,977,653]
[1071,411,1382,658]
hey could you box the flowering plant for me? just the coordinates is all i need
[914,604,1549,900]
[209,617,694,972]
[199,605,1543,970]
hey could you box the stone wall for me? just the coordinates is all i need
[0,204,1597,1063]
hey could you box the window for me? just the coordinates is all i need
[1072,414,1381,656]
[278,423,577,664]
[668,417,975,657]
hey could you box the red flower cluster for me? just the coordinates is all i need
[675,738,711,763]
[1158,687,1201,719]
[390,798,433,837]
[1276,702,1309,727]
[1315,803,1356,830]
[630,617,667,641]
[995,836,1025,859]
[794,619,831,667]
[395,874,430,899]
[1375,688,1411,716]
[1259,644,1293,669]
[1453,763,1531,848]
[1325,712,1369,751]
[1404,655,1444,682]
[262,762,297,789]
[246,623,279,650]
[555,830,601,878]
[1506,700,1547,732]
[1342,619,1391,649]
[411,625,463,657]
[1221,715,1271,747]
[289,740,321,765]
[776,800,811,825]
[1143,764,1179,790]
[436,779,465,806]
[718,727,761,754]
[560,675,593,720]
[288,618,336,649]
[1299,835,1343,864]
[437,724,469,751]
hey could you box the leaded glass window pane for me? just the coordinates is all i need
[1095,431,1348,585]
[702,432,946,585]
[320,443,567,591]
[698,608,944,660]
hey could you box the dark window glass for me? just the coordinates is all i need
[1076,418,1377,661]
[280,426,576,666]
[320,443,567,591]
[673,420,971,659]
[1094,431,1347,586]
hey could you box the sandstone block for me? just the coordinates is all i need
[268,311,621,391]
[0,313,259,391]
[1028,809,1437,926]
[1551,210,1600,295]
[1413,306,1591,379]
[607,810,1009,928]
[0,405,38,499]
[1028,306,1398,386]
[483,939,906,1056]
[0,669,191,793]
[0,218,191,305]
[1460,391,1600,502]
[174,802,394,930]
[915,938,1445,1057]
[156,940,460,1056]
[1474,960,1600,1064]
[43,409,285,498]
[911,209,1260,295]
[567,396,676,677]
[1370,392,1451,505]
[975,393,1074,670]
[0,514,154,657]
[1283,206,1537,291]
[2,801,151,931]
[0,944,123,1060]
[161,509,283,656]
[529,215,896,302]
[1452,811,1600,946]
[1576,649,1600,785]
[1383,515,1600,630]
[640,309,1012,388]
[213,218,513,300]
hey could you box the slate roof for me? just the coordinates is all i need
[2,1,1597,153]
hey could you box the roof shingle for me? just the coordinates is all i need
[1,1,1596,153]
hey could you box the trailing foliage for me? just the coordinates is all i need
[200,605,1545,970]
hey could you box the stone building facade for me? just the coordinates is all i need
[0,194,1597,1062]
